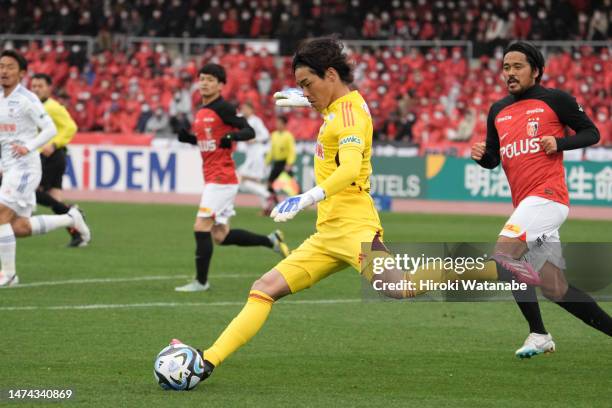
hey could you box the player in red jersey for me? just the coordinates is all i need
[472,41,611,358]
[174,64,289,292]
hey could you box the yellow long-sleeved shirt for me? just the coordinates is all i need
[266,130,296,165]
[41,98,77,150]
[313,90,381,232]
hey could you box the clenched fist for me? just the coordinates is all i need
[471,142,486,161]
[540,136,558,155]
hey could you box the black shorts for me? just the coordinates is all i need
[268,160,286,184]
[40,148,67,191]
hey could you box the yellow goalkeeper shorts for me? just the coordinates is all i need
[275,227,381,293]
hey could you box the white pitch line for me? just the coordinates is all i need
[0,298,361,311]
[0,274,258,289]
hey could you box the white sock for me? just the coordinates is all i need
[0,223,16,276]
[29,214,73,236]
[242,180,270,206]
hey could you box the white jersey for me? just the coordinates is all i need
[0,84,57,170]
[246,114,269,145]
[238,115,270,180]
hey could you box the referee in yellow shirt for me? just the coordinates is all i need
[265,115,296,210]
[31,73,88,247]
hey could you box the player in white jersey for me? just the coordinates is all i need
[0,50,91,287]
[237,102,272,211]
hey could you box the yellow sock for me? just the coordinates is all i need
[204,290,274,366]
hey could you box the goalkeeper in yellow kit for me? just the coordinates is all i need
[179,38,536,382]
[173,37,386,381]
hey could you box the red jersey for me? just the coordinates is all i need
[192,97,254,184]
[478,85,600,207]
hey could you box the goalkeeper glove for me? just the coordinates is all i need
[219,134,233,149]
[273,88,311,107]
[177,128,197,145]
[270,186,325,222]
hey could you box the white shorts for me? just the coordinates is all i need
[499,196,569,271]
[0,166,41,218]
[197,183,239,225]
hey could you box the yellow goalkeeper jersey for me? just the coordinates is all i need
[42,98,77,149]
[314,90,381,232]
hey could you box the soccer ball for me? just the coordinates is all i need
[153,342,204,391]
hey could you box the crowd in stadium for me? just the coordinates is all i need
[3,0,610,43]
[17,41,611,149]
[2,0,611,151]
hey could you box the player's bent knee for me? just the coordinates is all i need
[541,284,567,302]
[11,217,31,237]
[211,225,229,245]
[251,269,291,300]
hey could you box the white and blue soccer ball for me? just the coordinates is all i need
[154,342,204,391]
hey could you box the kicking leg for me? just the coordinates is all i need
[194,233,344,381]
[203,268,291,369]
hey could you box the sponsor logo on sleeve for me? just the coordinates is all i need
[496,115,512,123]
[339,135,363,146]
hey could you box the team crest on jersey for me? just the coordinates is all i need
[526,120,539,137]
[315,142,324,159]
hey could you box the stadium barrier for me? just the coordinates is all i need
[64,143,612,207]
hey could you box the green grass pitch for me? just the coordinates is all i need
[0,203,610,407]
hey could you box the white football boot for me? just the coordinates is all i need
[515,332,556,359]
[68,206,91,246]
[175,280,210,292]
[0,272,19,287]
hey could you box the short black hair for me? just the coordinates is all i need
[292,37,354,84]
[0,49,28,71]
[503,41,545,83]
[199,63,226,83]
[276,115,288,125]
[32,73,52,85]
